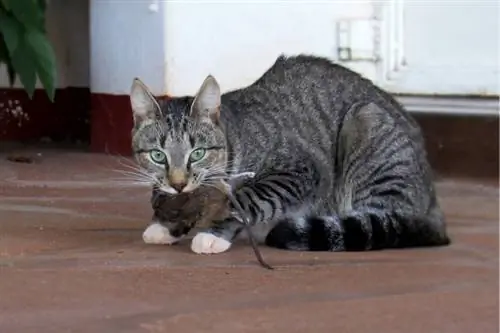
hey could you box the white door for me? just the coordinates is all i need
[376,0,499,97]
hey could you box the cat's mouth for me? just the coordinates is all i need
[181,181,200,193]
[157,180,199,194]
[157,183,179,195]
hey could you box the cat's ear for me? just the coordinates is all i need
[130,78,161,125]
[190,75,221,123]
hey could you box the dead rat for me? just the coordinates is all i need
[151,172,273,270]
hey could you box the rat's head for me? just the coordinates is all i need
[130,76,228,194]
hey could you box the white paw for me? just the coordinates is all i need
[142,223,181,245]
[190,232,232,254]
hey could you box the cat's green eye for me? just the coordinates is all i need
[149,149,167,164]
[189,148,206,162]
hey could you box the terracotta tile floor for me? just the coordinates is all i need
[0,149,498,333]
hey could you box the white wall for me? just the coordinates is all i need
[164,2,374,96]
[165,1,499,98]
[90,0,167,95]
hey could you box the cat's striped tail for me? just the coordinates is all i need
[264,211,450,251]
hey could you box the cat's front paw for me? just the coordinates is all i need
[191,232,232,254]
[142,222,182,245]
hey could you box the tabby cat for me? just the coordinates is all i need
[130,55,450,254]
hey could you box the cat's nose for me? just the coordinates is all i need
[169,168,187,192]
[171,181,187,193]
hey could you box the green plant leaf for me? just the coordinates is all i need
[0,12,22,55]
[0,34,16,85]
[7,0,44,30]
[35,0,47,33]
[0,0,55,99]
[0,34,8,60]
[11,37,37,98]
[26,29,56,101]
[6,61,16,86]
[1,0,10,10]
[36,0,47,14]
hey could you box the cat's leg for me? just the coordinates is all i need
[142,221,184,245]
[190,171,259,254]
[142,213,192,245]
[191,218,242,254]
[191,165,319,254]
[191,218,278,254]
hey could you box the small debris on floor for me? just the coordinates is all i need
[6,155,35,163]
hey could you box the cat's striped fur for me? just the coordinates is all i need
[131,55,450,252]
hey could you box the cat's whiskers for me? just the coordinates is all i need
[113,155,140,168]
[206,156,260,176]
[112,175,157,187]
[113,167,155,181]
[113,173,154,184]
[113,159,155,177]
[204,172,226,177]
[112,167,159,187]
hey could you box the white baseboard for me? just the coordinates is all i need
[396,96,499,116]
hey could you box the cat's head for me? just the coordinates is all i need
[130,75,228,194]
